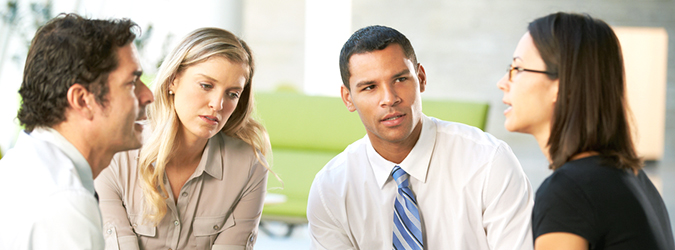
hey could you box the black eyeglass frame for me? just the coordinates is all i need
[507,65,556,81]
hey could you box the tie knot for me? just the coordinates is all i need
[391,165,410,188]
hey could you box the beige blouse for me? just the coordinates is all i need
[95,133,268,250]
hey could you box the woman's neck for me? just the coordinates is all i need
[533,126,601,168]
[569,151,599,161]
[534,130,553,164]
[171,133,209,167]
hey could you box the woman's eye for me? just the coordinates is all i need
[229,92,240,99]
[200,83,213,89]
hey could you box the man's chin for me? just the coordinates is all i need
[119,141,143,152]
[373,131,411,145]
[123,133,145,151]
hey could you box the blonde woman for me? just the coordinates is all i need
[95,27,270,250]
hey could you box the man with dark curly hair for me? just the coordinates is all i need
[0,14,153,249]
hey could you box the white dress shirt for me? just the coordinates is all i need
[307,115,534,250]
[0,128,104,250]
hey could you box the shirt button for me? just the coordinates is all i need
[181,192,188,197]
[174,220,180,226]
[106,229,112,234]
[213,225,220,230]
[249,235,254,242]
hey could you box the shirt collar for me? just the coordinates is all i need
[29,127,95,195]
[367,114,436,189]
[197,134,223,180]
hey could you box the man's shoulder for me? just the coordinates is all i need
[0,132,68,178]
[3,130,74,164]
[0,131,87,196]
[426,117,519,171]
[314,137,369,184]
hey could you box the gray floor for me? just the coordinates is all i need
[256,125,675,249]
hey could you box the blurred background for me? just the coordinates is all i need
[0,0,673,248]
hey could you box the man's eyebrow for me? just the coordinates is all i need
[392,69,411,79]
[355,80,376,89]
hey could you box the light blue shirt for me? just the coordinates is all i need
[0,127,104,249]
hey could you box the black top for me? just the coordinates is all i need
[533,156,675,250]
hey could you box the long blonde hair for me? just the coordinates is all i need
[138,28,271,223]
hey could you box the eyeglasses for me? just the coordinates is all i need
[506,65,556,81]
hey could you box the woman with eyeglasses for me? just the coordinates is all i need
[497,12,674,250]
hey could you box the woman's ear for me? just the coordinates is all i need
[551,79,559,103]
[169,78,178,94]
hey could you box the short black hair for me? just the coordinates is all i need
[339,25,417,89]
[17,13,138,132]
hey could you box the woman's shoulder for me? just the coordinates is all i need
[536,155,636,206]
[215,133,265,164]
[217,133,254,153]
[553,156,624,181]
[95,149,141,188]
[107,149,141,174]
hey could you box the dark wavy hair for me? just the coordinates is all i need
[528,12,641,170]
[339,25,418,89]
[17,13,138,132]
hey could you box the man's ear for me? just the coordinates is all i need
[417,63,427,93]
[66,83,96,120]
[341,85,356,112]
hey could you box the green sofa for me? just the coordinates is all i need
[254,92,489,235]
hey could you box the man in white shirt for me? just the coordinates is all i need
[0,14,153,249]
[307,25,534,249]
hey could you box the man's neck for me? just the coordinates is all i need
[369,120,423,164]
[51,123,112,178]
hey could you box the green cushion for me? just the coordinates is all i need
[422,99,489,130]
[255,93,489,153]
[263,148,339,220]
[255,92,365,152]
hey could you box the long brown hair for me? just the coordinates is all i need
[528,12,641,170]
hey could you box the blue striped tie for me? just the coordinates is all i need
[391,166,423,250]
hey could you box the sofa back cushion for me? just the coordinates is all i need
[255,92,489,152]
